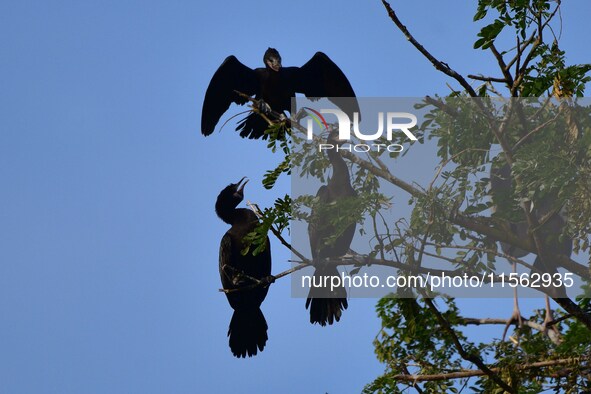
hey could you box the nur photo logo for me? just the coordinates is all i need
[301,104,419,153]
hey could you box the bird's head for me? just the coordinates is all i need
[216,177,249,217]
[264,48,282,72]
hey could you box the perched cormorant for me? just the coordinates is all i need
[202,48,359,139]
[490,160,571,339]
[306,131,357,325]
[216,177,272,357]
[490,161,572,277]
[490,162,530,260]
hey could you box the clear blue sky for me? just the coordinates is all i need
[1,1,589,393]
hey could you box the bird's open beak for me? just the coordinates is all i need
[236,176,249,193]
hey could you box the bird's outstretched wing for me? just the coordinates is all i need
[201,56,259,136]
[285,52,360,119]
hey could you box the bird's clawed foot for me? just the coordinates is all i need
[231,273,248,287]
[257,100,272,115]
[542,295,562,345]
[502,303,523,344]
[261,275,276,286]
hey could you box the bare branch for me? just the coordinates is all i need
[506,33,536,71]
[393,356,589,382]
[459,317,545,333]
[381,0,478,97]
[468,74,510,84]
[489,43,515,90]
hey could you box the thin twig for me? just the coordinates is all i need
[506,33,536,71]
[467,74,510,84]
[513,111,560,150]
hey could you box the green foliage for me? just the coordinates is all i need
[365,294,591,393]
[363,1,591,393]
[474,0,553,43]
[241,195,291,256]
[364,297,468,393]
[262,154,290,190]
[262,122,291,189]
[247,1,591,392]
[521,42,591,97]
[474,19,505,50]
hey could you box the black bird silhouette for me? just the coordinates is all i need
[202,47,359,139]
[306,131,357,325]
[490,160,571,279]
[216,177,272,357]
[490,159,571,340]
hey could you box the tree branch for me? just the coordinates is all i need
[489,43,515,90]
[459,317,545,333]
[337,148,590,280]
[381,0,478,97]
[468,74,510,84]
[392,356,589,382]
[219,262,309,294]
[421,295,516,393]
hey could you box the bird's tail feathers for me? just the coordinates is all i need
[305,264,348,326]
[228,308,268,358]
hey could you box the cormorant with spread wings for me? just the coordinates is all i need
[202,48,359,139]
